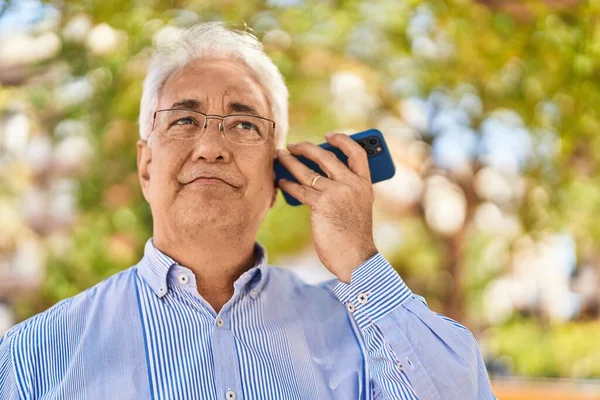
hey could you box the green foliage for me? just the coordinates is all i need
[2,0,598,379]
[486,319,600,378]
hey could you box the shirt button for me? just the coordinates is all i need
[226,389,236,400]
[396,361,403,371]
[346,302,356,313]
[158,286,166,294]
[357,292,369,304]
[250,289,258,297]
[178,274,189,284]
[216,317,225,328]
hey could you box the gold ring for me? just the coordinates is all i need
[310,175,322,188]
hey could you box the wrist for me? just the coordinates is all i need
[335,244,379,284]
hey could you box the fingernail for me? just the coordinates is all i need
[325,133,334,139]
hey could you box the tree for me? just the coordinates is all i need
[0,0,598,378]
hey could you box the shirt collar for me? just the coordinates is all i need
[136,237,269,298]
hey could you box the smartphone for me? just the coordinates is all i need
[273,129,396,206]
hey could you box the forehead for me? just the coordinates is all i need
[157,58,271,115]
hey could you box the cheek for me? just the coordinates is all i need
[243,153,275,194]
[149,148,186,197]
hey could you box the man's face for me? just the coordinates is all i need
[137,58,277,236]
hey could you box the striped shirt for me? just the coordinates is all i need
[0,238,495,399]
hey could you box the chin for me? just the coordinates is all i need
[174,199,242,228]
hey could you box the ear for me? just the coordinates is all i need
[137,139,152,202]
[270,147,280,209]
[270,182,278,208]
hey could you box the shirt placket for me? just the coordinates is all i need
[211,297,244,400]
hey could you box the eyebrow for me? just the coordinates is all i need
[227,102,259,116]
[171,98,202,110]
[170,99,261,117]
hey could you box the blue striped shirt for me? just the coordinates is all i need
[0,238,495,399]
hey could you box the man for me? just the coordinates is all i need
[0,22,496,399]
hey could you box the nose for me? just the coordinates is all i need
[190,117,231,163]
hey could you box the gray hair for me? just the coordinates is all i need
[138,22,289,148]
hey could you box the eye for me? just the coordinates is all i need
[235,121,259,131]
[173,117,199,126]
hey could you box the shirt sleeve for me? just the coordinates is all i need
[332,253,497,400]
[0,329,19,400]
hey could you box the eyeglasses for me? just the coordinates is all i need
[151,108,275,145]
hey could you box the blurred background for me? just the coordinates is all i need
[0,0,599,398]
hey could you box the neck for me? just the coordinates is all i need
[153,226,258,314]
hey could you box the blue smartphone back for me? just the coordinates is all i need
[273,129,395,206]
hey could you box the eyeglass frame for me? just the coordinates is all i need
[150,108,277,146]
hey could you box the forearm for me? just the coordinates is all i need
[332,253,495,400]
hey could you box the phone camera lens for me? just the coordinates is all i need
[367,148,375,156]
[368,137,379,146]
[358,141,366,148]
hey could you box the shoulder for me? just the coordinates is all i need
[267,264,337,290]
[0,267,140,395]
[266,264,344,306]
[265,265,357,338]
[5,266,138,353]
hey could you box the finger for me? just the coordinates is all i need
[286,141,350,181]
[325,133,370,181]
[276,149,336,190]
[278,178,319,206]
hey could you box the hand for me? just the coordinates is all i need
[276,133,378,284]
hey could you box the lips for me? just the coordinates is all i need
[186,175,239,188]
[180,168,243,188]
[190,176,228,184]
